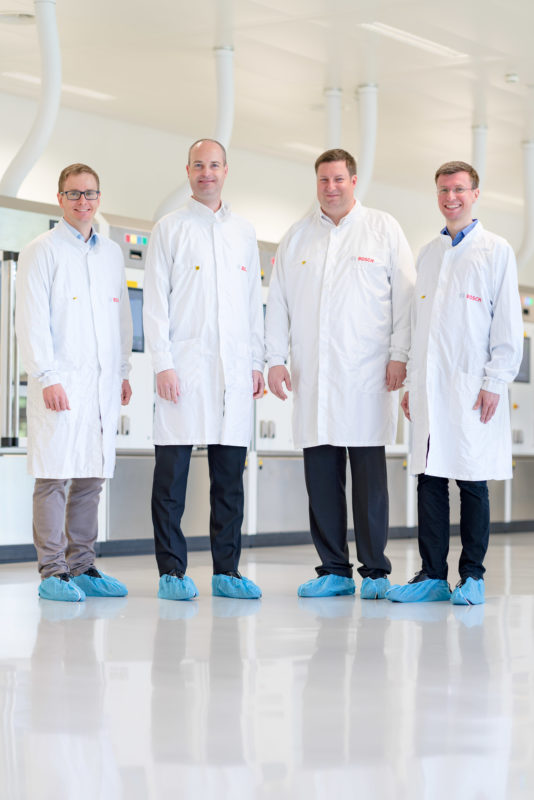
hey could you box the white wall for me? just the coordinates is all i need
[0,89,526,260]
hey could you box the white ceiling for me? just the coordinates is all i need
[1,0,534,202]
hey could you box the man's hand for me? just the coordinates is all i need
[386,360,406,392]
[473,389,500,424]
[252,370,265,399]
[268,365,292,400]
[43,383,70,411]
[156,369,180,403]
[401,390,411,421]
[121,379,132,406]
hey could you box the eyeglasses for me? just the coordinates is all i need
[60,190,101,201]
[437,187,474,196]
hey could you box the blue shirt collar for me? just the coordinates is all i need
[441,219,478,247]
[62,218,98,247]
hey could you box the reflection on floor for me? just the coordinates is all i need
[1,534,533,799]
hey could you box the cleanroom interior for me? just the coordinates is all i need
[1,1,534,798]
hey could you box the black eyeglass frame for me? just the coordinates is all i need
[59,190,101,201]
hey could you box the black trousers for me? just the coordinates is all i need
[417,474,490,581]
[152,444,247,576]
[303,445,391,579]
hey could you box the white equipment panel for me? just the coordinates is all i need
[510,307,534,456]
[115,265,155,451]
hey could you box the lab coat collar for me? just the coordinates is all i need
[187,196,231,222]
[439,219,485,250]
[55,218,101,249]
[317,198,363,227]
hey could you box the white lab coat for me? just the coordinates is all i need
[143,198,264,447]
[15,220,133,479]
[265,202,416,448]
[407,222,523,480]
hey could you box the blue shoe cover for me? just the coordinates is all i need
[158,574,198,601]
[360,576,391,599]
[212,573,262,599]
[72,570,128,597]
[298,574,355,598]
[385,578,451,603]
[38,575,86,602]
[451,577,485,606]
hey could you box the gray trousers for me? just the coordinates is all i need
[33,477,105,578]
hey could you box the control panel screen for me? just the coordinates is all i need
[515,337,530,383]
[128,287,144,353]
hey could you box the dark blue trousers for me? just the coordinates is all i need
[303,445,392,579]
[417,474,490,580]
[152,444,247,576]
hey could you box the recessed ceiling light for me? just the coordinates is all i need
[1,72,114,101]
[359,22,469,60]
[0,12,35,25]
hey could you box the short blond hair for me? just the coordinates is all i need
[435,161,479,189]
[58,163,100,192]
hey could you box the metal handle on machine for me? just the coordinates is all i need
[0,252,20,446]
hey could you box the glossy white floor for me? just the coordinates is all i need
[1,534,534,800]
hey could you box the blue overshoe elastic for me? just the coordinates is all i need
[158,573,199,601]
[212,573,262,599]
[385,577,451,603]
[71,567,128,597]
[451,577,485,606]
[38,574,86,602]
[360,576,391,599]
[297,574,355,598]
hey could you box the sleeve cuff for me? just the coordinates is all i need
[39,372,61,388]
[267,356,286,369]
[153,354,175,374]
[482,376,506,394]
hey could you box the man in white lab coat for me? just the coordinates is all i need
[143,139,265,601]
[265,148,416,598]
[386,161,523,606]
[15,163,133,602]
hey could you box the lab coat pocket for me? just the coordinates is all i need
[351,324,390,392]
[171,338,201,394]
[227,341,253,391]
[451,370,496,467]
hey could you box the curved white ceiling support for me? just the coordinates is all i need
[355,84,378,204]
[0,1,61,197]
[471,124,488,190]
[213,46,234,148]
[154,44,235,221]
[324,88,342,149]
[517,140,534,280]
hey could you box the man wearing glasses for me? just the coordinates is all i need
[16,163,133,601]
[386,160,523,605]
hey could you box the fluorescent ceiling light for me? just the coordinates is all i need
[0,12,35,25]
[359,22,469,60]
[1,71,114,101]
